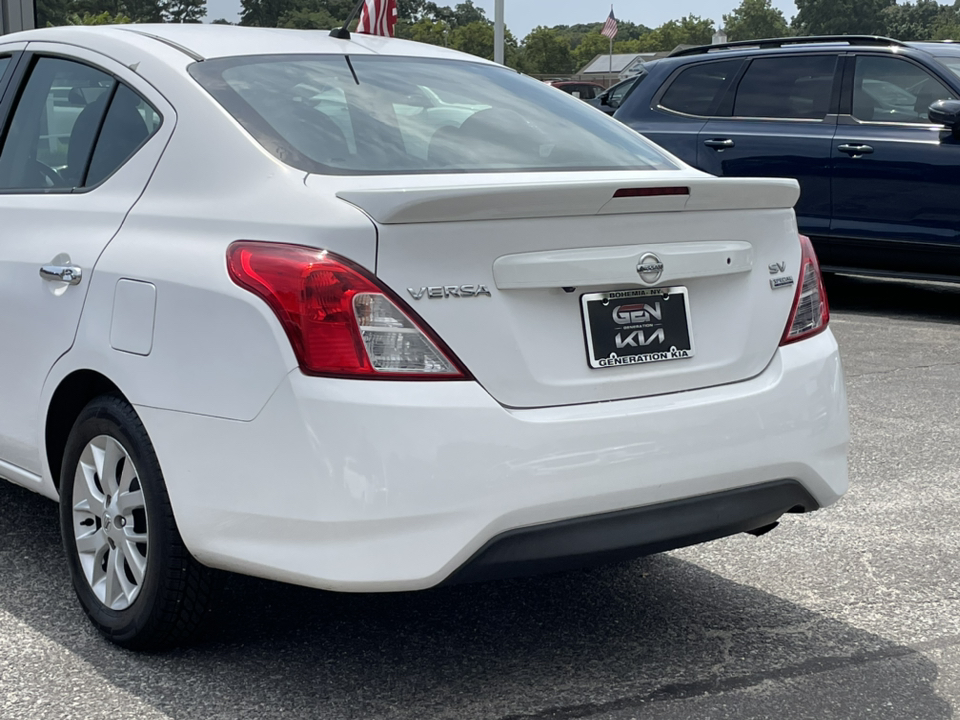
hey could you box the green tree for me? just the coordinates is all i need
[933,2,960,40]
[278,5,335,28]
[211,17,234,24]
[723,0,789,41]
[793,0,895,35]
[427,0,487,28]
[123,0,165,22]
[397,17,450,45]
[37,0,73,26]
[881,0,946,40]
[447,20,518,64]
[164,0,205,23]
[572,31,611,70]
[240,0,291,26]
[67,9,131,23]
[637,15,715,52]
[517,25,575,74]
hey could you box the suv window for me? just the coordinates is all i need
[0,57,159,190]
[854,56,955,124]
[660,60,741,117]
[0,57,10,81]
[734,55,837,120]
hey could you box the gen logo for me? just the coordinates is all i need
[612,303,662,325]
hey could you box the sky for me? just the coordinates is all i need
[205,0,802,36]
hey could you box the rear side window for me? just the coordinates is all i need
[734,56,837,120]
[660,60,741,117]
[0,57,160,191]
[190,54,678,176]
[0,57,10,82]
[86,84,161,186]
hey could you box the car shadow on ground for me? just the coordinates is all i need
[0,480,951,720]
[825,272,960,323]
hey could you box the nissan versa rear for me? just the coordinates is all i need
[0,25,849,649]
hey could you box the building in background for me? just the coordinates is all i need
[573,49,684,86]
[0,0,35,33]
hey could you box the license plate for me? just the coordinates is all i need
[581,287,694,369]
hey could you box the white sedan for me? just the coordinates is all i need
[0,25,848,649]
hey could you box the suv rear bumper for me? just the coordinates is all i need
[137,329,848,592]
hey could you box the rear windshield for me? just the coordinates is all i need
[936,55,960,82]
[189,55,677,176]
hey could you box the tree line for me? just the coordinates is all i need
[36,0,960,74]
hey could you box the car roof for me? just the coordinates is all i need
[658,35,960,68]
[909,41,960,57]
[0,24,496,67]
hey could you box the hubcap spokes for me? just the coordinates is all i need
[72,436,148,611]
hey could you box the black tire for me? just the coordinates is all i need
[59,395,217,649]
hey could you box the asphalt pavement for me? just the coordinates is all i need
[2,272,959,720]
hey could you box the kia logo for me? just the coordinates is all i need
[637,253,664,285]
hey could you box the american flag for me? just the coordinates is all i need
[357,0,398,37]
[601,8,618,40]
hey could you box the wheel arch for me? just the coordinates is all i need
[45,369,129,492]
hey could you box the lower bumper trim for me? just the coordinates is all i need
[444,479,818,585]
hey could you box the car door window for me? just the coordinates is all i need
[0,57,11,82]
[0,57,161,191]
[853,56,955,124]
[734,55,837,120]
[0,57,115,190]
[659,60,741,117]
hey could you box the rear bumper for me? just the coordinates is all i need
[137,329,848,592]
[444,480,818,585]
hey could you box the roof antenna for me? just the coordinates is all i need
[330,0,366,39]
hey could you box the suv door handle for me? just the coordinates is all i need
[39,264,82,285]
[703,138,735,150]
[838,143,874,156]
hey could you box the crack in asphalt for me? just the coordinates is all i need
[845,360,960,379]
[494,645,921,720]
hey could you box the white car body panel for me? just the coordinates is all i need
[0,26,849,593]
[138,330,846,591]
[0,44,175,476]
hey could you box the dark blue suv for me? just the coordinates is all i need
[615,36,960,281]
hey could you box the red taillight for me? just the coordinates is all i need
[780,234,830,346]
[226,242,469,379]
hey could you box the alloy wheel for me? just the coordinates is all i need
[70,435,149,611]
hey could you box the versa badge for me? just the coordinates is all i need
[408,285,492,299]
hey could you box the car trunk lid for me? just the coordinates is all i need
[312,172,803,408]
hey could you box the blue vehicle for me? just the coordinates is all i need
[615,36,960,281]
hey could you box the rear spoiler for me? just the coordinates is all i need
[335,176,800,225]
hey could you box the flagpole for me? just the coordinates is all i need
[608,4,613,74]
[494,0,505,64]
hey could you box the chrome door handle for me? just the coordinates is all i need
[39,264,82,285]
[703,138,735,149]
[838,143,874,156]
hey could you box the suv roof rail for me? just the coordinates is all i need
[669,35,908,58]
